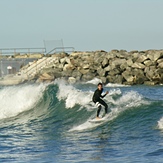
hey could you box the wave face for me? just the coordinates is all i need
[0,80,163,162]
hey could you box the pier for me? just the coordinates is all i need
[0,40,74,79]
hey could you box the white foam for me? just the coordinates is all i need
[56,80,147,109]
[0,84,46,120]
[56,80,93,109]
[158,117,163,129]
[69,111,117,132]
[86,78,102,85]
[107,88,122,96]
[56,79,123,109]
[112,91,148,108]
[105,83,130,87]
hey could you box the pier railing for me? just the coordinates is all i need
[0,48,46,56]
[46,47,75,55]
[0,46,74,56]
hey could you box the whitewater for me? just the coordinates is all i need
[0,79,163,163]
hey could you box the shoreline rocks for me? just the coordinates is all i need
[0,49,163,85]
[35,49,163,85]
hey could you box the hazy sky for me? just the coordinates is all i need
[0,0,163,52]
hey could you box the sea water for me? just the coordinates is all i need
[0,78,163,163]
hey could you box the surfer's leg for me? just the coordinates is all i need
[99,99,108,114]
[95,102,102,118]
[97,105,102,118]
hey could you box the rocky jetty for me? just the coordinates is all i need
[36,49,163,85]
[0,49,163,85]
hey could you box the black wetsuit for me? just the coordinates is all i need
[92,88,108,117]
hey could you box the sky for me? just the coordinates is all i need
[0,0,163,52]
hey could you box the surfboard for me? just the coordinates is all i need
[89,117,106,123]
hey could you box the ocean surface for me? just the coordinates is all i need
[0,78,163,163]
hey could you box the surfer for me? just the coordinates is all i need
[92,83,109,119]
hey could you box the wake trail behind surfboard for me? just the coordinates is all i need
[89,117,106,123]
[69,112,114,132]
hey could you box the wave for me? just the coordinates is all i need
[157,105,163,130]
[0,84,46,120]
[69,90,149,131]
[0,79,158,133]
[158,117,163,129]
[53,80,150,131]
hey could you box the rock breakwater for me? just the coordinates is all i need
[37,49,163,85]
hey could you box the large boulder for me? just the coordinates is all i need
[63,63,74,71]
[71,70,82,80]
[82,63,90,69]
[68,77,76,84]
[100,77,107,84]
[102,58,109,67]
[158,62,163,68]
[131,62,145,69]
[108,69,121,76]
[107,75,123,84]
[126,59,133,67]
[81,72,95,81]
[79,69,90,75]
[136,55,148,63]
[104,65,111,72]
[62,69,73,77]
[106,52,116,60]
[132,69,147,84]
[39,72,54,81]
[144,67,154,80]
[120,63,128,71]
[97,67,106,77]
[143,60,154,67]
[113,75,124,84]
[148,51,163,61]
[122,69,135,84]
[107,75,116,83]
[144,81,157,85]
[157,58,163,64]
[132,53,140,62]
[111,58,126,67]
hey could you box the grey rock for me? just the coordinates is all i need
[68,77,76,84]
[131,62,145,69]
[158,62,163,68]
[143,60,154,67]
[122,70,135,83]
[136,55,148,63]
[102,58,109,67]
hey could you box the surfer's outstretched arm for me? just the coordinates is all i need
[101,91,109,98]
